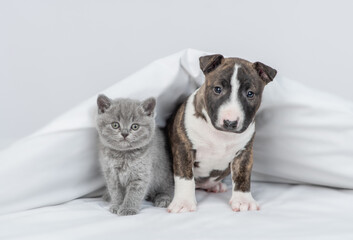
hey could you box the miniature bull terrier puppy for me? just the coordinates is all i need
[167,54,276,213]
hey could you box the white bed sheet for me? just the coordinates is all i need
[2,179,353,240]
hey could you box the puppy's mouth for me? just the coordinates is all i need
[212,120,246,134]
[214,125,244,134]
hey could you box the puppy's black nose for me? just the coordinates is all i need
[121,133,129,139]
[223,120,238,130]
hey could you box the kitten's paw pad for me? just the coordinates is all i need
[229,192,259,212]
[167,199,197,213]
[154,196,172,208]
[109,205,120,214]
[206,182,227,193]
[118,208,139,216]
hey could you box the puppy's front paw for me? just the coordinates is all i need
[167,199,197,213]
[229,192,259,212]
[109,204,120,214]
[118,208,139,216]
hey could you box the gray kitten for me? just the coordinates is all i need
[96,94,174,216]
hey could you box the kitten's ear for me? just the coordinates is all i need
[97,94,112,114]
[141,97,156,117]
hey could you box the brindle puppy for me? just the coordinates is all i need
[167,54,276,213]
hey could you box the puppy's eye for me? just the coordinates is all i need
[131,124,139,131]
[111,122,120,129]
[247,91,255,99]
[214,86,222,94]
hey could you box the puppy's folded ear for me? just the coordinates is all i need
[253,62,277,84]
[141,97,156,117]
[97,94,112,114]
[199,54,224,74]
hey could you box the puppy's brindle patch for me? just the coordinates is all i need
[167,102,194,179]
[232,134,255,192]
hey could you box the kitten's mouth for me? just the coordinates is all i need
[120,139,133,147]
[117,140,136,150]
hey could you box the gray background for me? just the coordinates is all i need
[1,0,353,148]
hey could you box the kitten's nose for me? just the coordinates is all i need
[121,133,129,139]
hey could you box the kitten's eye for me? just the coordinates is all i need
[131,124,139,131]
[247,91,255,99]
[214,86,222,95]
[111,122,120,129]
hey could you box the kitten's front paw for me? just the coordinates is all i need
[118,208,139,216]
[102,192,111,202]
[229,192,259,212]
[167,199,197,213]
[109,204,120,214]
[154,195,172,208]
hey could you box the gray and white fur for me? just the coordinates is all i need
[96,94,173,216]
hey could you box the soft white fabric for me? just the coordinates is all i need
[2,180,353,240]
[253,77,353,188]
[1,48,353,217]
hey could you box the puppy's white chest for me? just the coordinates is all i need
[184,92,255,178]
[190,121,253,177]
